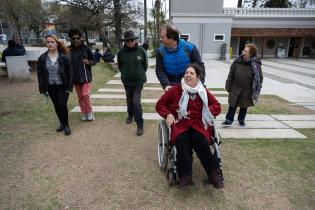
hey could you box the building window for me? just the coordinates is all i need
[180,34,190,41]
[214,34,225,41]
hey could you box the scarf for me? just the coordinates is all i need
[233,54,262,104]
[177,78,215,129]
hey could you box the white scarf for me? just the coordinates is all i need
[177,78,215,129]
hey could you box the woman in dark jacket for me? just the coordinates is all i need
[222,43,263,127]
[156,64,223,189]
[37,34,73,135]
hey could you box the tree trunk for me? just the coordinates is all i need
[237,0,242,7]
[14,16,23,45]
[144,0,147,40]
[252,0,257,7]
[155,0,160,48]
[83,29,90,46]
[113,0,122,48]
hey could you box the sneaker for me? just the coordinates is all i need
[126,116,133,124]
[136,126,144,136]
[87,112,95,121]
[81,113,87,121]
[239,121,245,127]
[222,120,232,128]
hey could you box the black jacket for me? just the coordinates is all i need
[69,43,96,84]
[37,51,73,94]
[1,47,25,63]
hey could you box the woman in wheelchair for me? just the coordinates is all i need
[155,63,224,188]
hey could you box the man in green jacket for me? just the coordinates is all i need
[117,30,148,136]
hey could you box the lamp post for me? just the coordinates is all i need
[139,27,143,44]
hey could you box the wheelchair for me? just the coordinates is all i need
[158,119,223,186]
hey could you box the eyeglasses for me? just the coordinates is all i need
[71,37,81,41]
[126,39,134,43]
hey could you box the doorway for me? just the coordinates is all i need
[239,37,252,55]
[288,37,301,57]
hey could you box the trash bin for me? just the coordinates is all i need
[220,43,227,60]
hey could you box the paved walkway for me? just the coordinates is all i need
[71,58,315,139]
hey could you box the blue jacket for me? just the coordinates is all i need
[156,39,205,89]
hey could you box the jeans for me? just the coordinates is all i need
[124,84,143,128]
[175,128,218,178]
[48,85,69,126]
[225,106,248,123]
[74,83,92,113]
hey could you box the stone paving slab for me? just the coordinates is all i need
[143,113,163,120]
[218,128,307,139]
[91,94,158,103]
[107,79,122,85]
[98,87,163,92]
[98,88,125,93]
[216,114,275,121]
[282,121,315,128]
[107,80,123,85]
[216,97,228,104]
[91,94,228,105]
[143,113,277,121]
[71,106,126,112]
[107,80,158,85]
[214,120,290,129]
[271,115,315,121]
[144,87,163,91]
[91,94,125,99]
[98,87,227,95]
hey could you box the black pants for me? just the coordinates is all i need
[124,84,143,127]
[225,105,247,123]
[48,85,69,126]
[175,128,218,178]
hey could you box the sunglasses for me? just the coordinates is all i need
[126,39,134,43]
[71,37,81,41]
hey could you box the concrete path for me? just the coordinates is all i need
[71,58,315,139]
[210,58,315,110]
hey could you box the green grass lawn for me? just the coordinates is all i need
[67,62,315,209]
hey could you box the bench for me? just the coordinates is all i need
[6,56,31,81]
[26,50,42,70]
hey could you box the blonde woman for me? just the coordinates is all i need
[37,34,73,135]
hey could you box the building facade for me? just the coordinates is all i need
[170,0,315,60]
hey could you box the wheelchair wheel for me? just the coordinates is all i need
[167,168,178,187]
[158,119,169,171]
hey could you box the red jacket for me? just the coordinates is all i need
[155,85,221,143]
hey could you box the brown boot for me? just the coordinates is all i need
[136,126,143,136]
[208,170,224,189]
[178,176,193,187]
